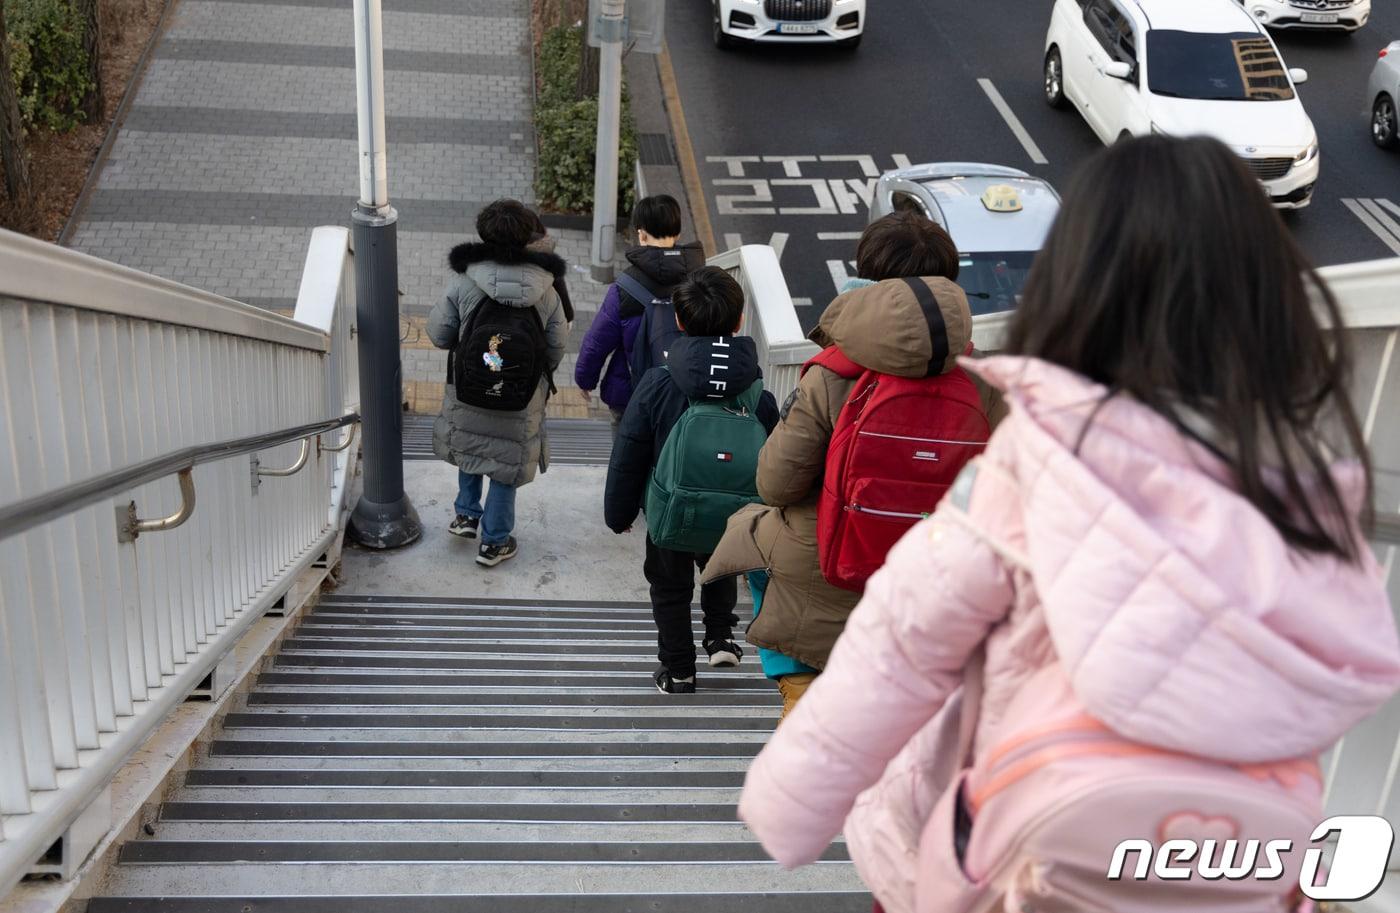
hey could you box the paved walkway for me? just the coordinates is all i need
[65,0,623,417]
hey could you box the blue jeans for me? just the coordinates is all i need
[455,472,516,546]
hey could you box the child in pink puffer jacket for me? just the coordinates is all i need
[739,136,1400,913]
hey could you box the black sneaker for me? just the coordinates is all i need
[654,666,696,694]
[449,515,480,539]
[704,638,743,668]
[476,537,518,567]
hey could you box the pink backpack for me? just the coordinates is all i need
[913,661,1324,913]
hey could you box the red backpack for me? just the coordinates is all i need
[808,277,991,591]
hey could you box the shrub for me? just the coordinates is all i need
[533,23,636,215]
[6,0,93,132]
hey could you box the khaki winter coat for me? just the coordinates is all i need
[429,240,568,488]
[702,277,1002,671]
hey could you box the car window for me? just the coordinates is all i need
[1084,0,1134,65]
[955,252,1037,316]
[1146,30,1295,100]
[891,191,928,217]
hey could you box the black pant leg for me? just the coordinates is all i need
[644,535,698,678]
[695,552,739,644]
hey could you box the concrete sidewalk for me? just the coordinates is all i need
[62,0,654,419]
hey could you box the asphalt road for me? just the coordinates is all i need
[664,0,1400,333]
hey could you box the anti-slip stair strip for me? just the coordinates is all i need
[120,841,852,864]
[89,893,872,912]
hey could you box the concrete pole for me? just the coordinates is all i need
[347,0,421,549]
[589,0,625,283]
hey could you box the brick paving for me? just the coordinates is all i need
[68,0,621,418]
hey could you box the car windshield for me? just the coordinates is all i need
[1146,30,1294,101]
[955,252,1035,316]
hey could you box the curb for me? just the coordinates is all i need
[58,0,180,247]
[656,43,716,258]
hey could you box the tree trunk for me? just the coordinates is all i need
[78,0,103,122]
[0,2,34,206]
[575,39,599,100]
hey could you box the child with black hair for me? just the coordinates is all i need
[604,267,780,694]
[428,199,568,567]
[575,195,705,432]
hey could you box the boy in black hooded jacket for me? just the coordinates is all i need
[605,267,780,694]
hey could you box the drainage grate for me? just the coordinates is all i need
[637,133,675,166]
[402,415,613,466]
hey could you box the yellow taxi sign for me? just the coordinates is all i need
[981,184,1023,213]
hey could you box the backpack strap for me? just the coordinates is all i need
[801,345,863,380]
[899,277,950,377]
[615,272,667,307]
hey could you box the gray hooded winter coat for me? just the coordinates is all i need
[429,240,568,487]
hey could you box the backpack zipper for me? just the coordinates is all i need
[857,431,986,446]
[847,503,928,520]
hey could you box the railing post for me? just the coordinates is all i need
[346,0,420,549]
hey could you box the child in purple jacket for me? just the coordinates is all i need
[574,195,705,431]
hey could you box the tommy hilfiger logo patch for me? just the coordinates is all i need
[716,452,734,462]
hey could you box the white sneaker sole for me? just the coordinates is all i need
[449,526,478,539]
[708,651,741,668]
[475,548,517,567]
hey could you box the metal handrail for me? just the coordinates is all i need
[0,413,358,544]
[115,468,196,542]
[255,439,312,478]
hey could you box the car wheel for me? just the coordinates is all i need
[1374,94,1399,150]
[713,1,737,49]
[837,34,862,49]
[1044,47,1067,109]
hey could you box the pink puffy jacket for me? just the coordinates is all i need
[738,356,1400,913]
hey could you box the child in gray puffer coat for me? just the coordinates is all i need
[428,199,568,568]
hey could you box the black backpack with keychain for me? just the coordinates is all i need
[450,296,554,412]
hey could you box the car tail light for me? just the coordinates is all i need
[1382,48,1390,58]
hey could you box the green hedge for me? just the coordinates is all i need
[6,0,93,132]
[534,24,636,215]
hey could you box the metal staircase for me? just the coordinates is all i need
[86,595,870,911]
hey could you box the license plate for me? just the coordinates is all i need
[1299,12,1338,23]
[778,22,819,33]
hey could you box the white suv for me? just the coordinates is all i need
[1044,0,1320,208]
[712,0,864,48]
[1234,0,1370,32]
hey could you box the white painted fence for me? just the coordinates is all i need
[0,225,360,895]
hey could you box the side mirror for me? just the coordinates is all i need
[1289,67,1309,85]
[1103,60,1134,81]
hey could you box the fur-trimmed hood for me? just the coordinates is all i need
[448,241,568,278]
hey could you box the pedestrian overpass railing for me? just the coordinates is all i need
[0,225,361,895]
[710,244,820,408]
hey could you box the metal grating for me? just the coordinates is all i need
[402,415,614,466]
[637,133,676,167]
[763,0,831,20]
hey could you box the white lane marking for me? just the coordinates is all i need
[1342,199,1400,256]
[707,155,762,176]
[978,78,1049,165]
[892,154,913,170]
[817,232,863,241]
[819,154,880,177]
[762,155,818,176]
[722,232,789,261]
[1381,199,1400,220]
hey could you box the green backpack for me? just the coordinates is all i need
[645,376,769,554]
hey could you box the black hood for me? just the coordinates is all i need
[625,241,706,287]
[448,241,567,277]
[665,335,762,401]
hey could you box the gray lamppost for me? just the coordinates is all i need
[347,0,421,549]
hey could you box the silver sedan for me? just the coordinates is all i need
[869,163,1061,316]
[1372,40,1400,149]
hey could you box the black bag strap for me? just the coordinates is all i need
[900,277,950,377]
[616,272,667,307]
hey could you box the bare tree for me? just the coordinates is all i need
[0,1,34,207]
[78,0,103,122]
